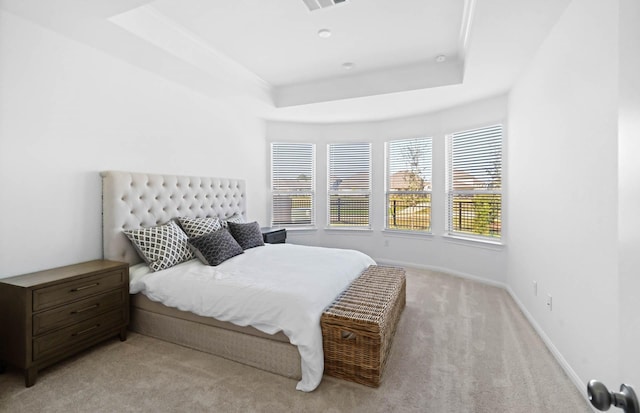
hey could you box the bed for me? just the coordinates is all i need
[101,171,375,391]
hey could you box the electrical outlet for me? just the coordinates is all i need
[547,294,553,311]
[533,280,537,296]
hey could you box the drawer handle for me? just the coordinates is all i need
[340,330,357,340]
[71,304,99,314]
[72,324,100,336]
[70,283,100,292]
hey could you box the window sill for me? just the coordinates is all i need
[382,229,434,239]
[324,227,374,233]
[442,234,504,250]
[282,226,317,232]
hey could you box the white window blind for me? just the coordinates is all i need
[386,137,432,232]
[271,143,315,227]
[447,124,502,239]
[328,142,371,228]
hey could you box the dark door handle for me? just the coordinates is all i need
[588,380,639,413]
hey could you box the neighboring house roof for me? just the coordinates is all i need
[272,177,312,190]
[389,171,429,191]
[452,169,484,190]
[330,173,370,190]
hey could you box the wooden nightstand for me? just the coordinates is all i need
[261,227,287,244]
[0,259,129,387]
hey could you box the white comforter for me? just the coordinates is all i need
[130,243,375,391]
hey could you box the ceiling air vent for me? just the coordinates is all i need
[302,0,348,12]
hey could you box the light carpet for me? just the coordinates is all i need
[0,268,591,412]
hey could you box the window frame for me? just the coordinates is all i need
[270,142,316,229]
[446,124,503,241]
[327,142,372,229]
[385,137,433,233]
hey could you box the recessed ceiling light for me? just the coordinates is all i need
[342,62,354,70]
[318,29,332,38]
[435,55,447,63]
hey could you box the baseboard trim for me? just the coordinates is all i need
[506,287,597,412]
[374,257,506,289]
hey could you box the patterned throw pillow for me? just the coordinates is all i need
[124,221,195,272]
[227,221,265,250]
[221,214,245,228]
[188,229,244,266]
[178,216,222,237]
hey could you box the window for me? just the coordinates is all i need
[328,143,371,228]
[271,143,315,227]
[447,125,502,239]
[386,137,432,232]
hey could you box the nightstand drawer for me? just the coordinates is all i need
[33,307,126,361]
[33,269,126,312]
[33,289,126,336]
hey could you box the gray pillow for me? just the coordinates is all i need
[227,221,265,250]
[188,229,244,266]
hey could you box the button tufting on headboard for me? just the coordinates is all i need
[101,171,247,265]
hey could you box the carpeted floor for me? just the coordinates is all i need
[0,268,591,412]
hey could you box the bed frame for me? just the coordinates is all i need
[101,171,301,379]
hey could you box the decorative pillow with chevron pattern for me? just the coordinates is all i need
[178,216,223,237]
[188,228,244,266]
[221,214,245,228]
[227,221,265,250]
[124,221,195,272]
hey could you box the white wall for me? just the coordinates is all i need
[618,0,640,388]
[508,0,619,390]
[0,11,268,278]
[267,96,508,285]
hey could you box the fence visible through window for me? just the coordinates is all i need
[272,194,313,226]
[329,195,369,227]
[449,193,501,237]
[387,193,431,231]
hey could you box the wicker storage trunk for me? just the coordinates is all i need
[321,265,406,387]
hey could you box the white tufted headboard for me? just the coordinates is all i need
[101,171,246,265]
